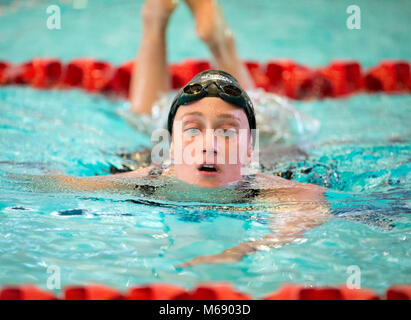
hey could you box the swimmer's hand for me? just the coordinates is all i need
[176,244,252,267]
[176,234,307,267]
[177,182,330,268]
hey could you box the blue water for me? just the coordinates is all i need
[0,0,410,297]
[1,0,411,66]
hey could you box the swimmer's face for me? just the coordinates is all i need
[170,97,253,188]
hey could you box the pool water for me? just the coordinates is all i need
[0,0,410,297]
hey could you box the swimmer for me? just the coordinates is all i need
[55,0,330,266]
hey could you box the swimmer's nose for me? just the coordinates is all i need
[203,129,218,160]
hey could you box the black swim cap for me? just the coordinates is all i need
[167,69,256,136]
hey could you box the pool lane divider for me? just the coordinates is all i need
[0,283,410,300]
[0,58,410,100]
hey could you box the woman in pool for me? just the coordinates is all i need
[56,0,329,266]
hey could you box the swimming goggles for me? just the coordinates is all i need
[167,76,256,136]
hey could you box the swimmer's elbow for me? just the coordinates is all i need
[54,175,117,192]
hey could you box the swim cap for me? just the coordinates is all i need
[167,69,256,136]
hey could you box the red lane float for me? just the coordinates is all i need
[0,58,410,100]
[265,60,333,99]
[261,284,391,300]
[64,284,123,300]
[174,283,251,300]
[126,283,186,300]
[262,284,349,300]
[62,58,114,92]
[11,58,62,88]
[386,285,411,300]
[365,60,410,93]
[339,286,380,300]
[0,285,57,300]
[320,60,363,96]
[266,59,302,96]
[0,61,12,85]
[0,283,410,300]
[109,60,135,97]
[245,61,271,91]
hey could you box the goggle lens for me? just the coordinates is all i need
[222,84,242,96]
[183,82,243,97]
[183,83,203,94]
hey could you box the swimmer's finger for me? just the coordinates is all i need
[176,256,211,268]
[176,253,240,268]
[175,262,189,268]
[175,258,202,268]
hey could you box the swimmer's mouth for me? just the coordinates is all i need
[198,164,219,174]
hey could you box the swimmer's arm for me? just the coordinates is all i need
[52,166,156,192]
[53,175,125,191]
[177,183,329,267]
[230,185,330,256]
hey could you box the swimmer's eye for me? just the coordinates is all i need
[184,128,202,137]
[215,128,237,138]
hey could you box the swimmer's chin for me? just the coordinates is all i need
[176,176,242,189]
[167,165,244,189]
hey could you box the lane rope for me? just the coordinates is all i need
[1,58,410,100]
[1,283,410,300]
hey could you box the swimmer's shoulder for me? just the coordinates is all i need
[108,164,175,180]
[253,172,296,187]
[107,165,156,180]
[254,172,327,204]
[54,165,168,192]
[255,172,326,191]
